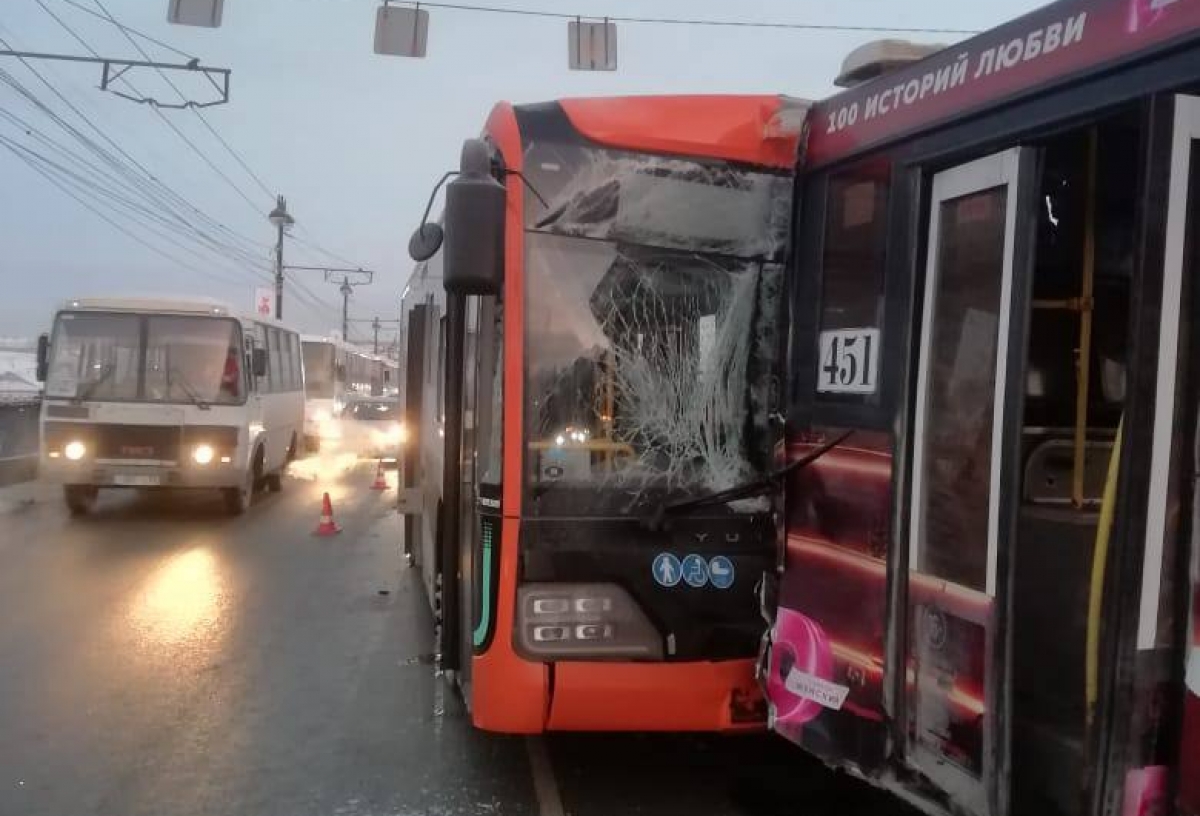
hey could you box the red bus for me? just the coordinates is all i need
[398,96,803,732]
[762,2,1200,816]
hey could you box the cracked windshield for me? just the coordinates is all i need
[8,1,1165,816]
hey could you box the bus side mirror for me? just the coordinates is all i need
[444,139,505,297]
[252,347,268,378]
[408,223,443,262]
[36,333,49,382]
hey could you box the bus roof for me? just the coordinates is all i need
[549,95,808,169]
[60,296,299,331]
[61,295,235,315]
[807,0,1200,167]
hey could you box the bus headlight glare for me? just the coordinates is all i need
[64,440,86,461]
[192,444,215,465]
[516,583,663,660]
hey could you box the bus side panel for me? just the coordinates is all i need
[471,517,550,733]
[766,428,893,772]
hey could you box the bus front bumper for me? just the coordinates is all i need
[544,658,765,732]
[41,458,245,489]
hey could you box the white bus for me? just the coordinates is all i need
[300,334,397,450]
[37,297,305,515]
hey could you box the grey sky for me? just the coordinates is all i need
[0,0,1043,344]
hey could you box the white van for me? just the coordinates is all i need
[37,297,305,515]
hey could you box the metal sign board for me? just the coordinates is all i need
[568,20,617,71]
[254,287,273,317]
[374,5,429,58]
[167,0,224,28]
[809,0,1200,166]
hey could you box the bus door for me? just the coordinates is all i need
[1158,94,1200,816]
[905,147,1037,816]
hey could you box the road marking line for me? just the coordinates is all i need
[525,736,565,816]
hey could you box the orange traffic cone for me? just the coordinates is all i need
[371,459,388,491]
[313,491,341,536]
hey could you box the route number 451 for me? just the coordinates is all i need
[818,328,880,394]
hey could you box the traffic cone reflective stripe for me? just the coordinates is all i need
[314,491,341,536]
[371,460,388,491]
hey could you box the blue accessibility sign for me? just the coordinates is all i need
[652,552,682,587]
[681,554,710,588]
[708,556,735,590]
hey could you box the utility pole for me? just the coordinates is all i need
[283,265,375,336]
[348,317,399,356]
[339,277,354,341]
[268,196,294,319]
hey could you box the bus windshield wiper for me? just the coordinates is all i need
[169,368,211,410]
[643,430,853,530]
[74,364,114,403]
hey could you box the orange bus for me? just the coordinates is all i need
[398,95,803,732]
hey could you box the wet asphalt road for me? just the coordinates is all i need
[0,457,904,816]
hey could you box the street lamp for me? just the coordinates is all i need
[268,195,294,320]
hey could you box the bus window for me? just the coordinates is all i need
[269,329,285,392]
[44,312,141,401]
[816,163,890,400]
[144,316,243,405]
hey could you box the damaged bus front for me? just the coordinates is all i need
[401,96,805,733]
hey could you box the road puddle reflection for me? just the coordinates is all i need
[129,548,226,648]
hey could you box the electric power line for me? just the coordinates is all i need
[59,0,196,60]
[0,136,263,289]
[91,0,275,201]
[0,36,270,258]
[389,1,978,35]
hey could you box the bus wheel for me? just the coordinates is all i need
[64,485,97,516]
[285,434,298,463]
[223,453,258,515]
[264,471,283,493]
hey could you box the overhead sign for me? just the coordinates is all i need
[374,5,429,58]
[809,0,1200,166]
[254,287,273,317]
[167,0,223,28]
[568,20,617,71]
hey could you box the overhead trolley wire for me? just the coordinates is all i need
[386,1,978,35]
[0,34,270,258]
[90,0,275,202]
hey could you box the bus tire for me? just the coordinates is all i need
[265,471,283,493]
[224,449,260,515]
[285,434,298,464]
[64,485,97,516]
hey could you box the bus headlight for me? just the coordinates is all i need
[383,422,406,444]
[192,444,215,465]
[64,440,86,461]
[515,583,663,660]
[312,409,331,424]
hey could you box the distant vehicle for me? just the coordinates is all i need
[37,297,304,515]
[340,396,405,460]
[300,334,398,450]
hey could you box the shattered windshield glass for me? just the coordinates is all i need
[522,142,791,515]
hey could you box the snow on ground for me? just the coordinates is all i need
[0,340,40,400]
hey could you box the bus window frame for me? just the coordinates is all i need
[789,160,913,433]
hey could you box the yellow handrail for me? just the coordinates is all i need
[1085,418,1122,731]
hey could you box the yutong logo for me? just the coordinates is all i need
[120,445,155,457]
